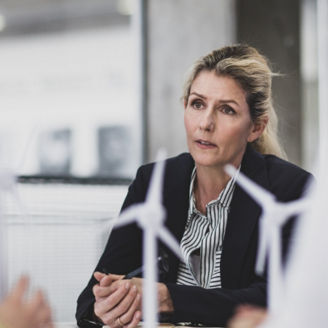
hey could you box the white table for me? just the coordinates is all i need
[55,323,222,328]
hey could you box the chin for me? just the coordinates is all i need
[191,153,223,168]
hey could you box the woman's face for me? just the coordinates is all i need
[184,70,263,169]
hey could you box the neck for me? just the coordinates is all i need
[195,165,230,198]
[193,165,232,214]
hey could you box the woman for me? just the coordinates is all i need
[0,276,53,328]
[76,44,311,327]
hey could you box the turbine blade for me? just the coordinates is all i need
[284,198,311,218]
[225,164,274,206]
[157,228,184,262]
[146,149,166,205]
[114,205,143,229]
[256,216,271,274]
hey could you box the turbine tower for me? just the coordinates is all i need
[115,150,184,328]
[225,164,310,314]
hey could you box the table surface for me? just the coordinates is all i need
[55,323,223,328]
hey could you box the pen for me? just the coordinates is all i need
[123,266,144,279]
[102,255,166,280]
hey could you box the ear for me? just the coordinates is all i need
[247,117,268,143]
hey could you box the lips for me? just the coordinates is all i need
[195,139,217,148]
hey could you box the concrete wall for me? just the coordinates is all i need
[146,0,236,161]
[301,0,318,171]
[236,0,302,165]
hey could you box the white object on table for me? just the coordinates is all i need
[114,149,184,328]
[225,164,310,315]
[0,167,21,299]
[55,324,222,328]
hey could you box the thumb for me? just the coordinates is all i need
[94,271,106,282]
[99,274,124,287]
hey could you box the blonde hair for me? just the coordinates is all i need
[183,44,286,159]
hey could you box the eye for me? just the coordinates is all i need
[221,105,236,115]
[191,99,204,110]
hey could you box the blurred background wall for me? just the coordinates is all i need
[0,0,321,322]
[146,0,236,162]
[0,0,319,175]
[146,0,318,170]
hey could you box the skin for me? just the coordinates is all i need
[92,70,267,327]
[0,276,53,328]
[227,305,268,328]
[93,272,172,327]
[184,70,266,213]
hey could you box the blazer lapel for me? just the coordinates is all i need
[221,146,269,288]
[161,153,194,283]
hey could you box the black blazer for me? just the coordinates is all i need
[76,146,311,326]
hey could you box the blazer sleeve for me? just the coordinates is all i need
[166,278,266,326]
[75,165,149,325]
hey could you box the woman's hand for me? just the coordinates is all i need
[157,283,174,313]
[93,272,142,327]
[0,276,53,328]
[227,305,267,328]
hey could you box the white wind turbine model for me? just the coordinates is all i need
[0,131,36,299]
[261,1,327,325]
[114,150,184,328]
[0,160,26,299]
[0,168,17,299]
[225,164,311,315]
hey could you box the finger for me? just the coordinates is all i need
[119,291,141,325]
[100,274,124,287]
[94,277,128,298]
[94,283,130,319]
[93,283,102,299]
[93,284,104,301]
[100,274,123,286]
[7,275,29,302]
[94,272,124,287]
[109,285,139,324]
[228,310,266,328]
[44,323,55,328]
[94,272,124,281]
[43,324,55,328]
[130,278,143,293]
[93,278,121,300]
[19,289,45,325]
[33,292,53,327]
[125,310,141,328]
[26,289,46,314]
[93,282,120,299]
[94,272,107,282]
[35,302,53,328]
[236,304,262,313]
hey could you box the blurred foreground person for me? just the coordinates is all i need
[228,305,267,328]
[0,276,53,328]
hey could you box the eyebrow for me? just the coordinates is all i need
[189,92,240,106]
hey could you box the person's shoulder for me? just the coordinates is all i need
[262,154,313,200]
[263,154,311,180]
[166,152,194,167]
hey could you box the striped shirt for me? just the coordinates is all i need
[176,167,238,289]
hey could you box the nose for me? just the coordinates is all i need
[199,110,215,132]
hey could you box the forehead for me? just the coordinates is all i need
[190,70,247,101]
